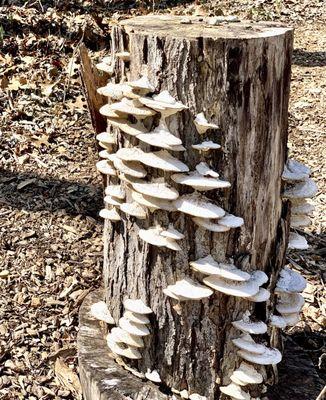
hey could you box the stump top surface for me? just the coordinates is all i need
[120,15,292,40]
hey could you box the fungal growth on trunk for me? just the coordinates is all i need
[78,15,298,400]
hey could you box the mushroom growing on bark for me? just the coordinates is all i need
[193,112,219,134]
[230,362,263,385]
[288,232,309,250]
[90,301,115,324]
[164,277,213,301]
[174,193,225,219]
[232,312,267,334]
[99,208,121,221]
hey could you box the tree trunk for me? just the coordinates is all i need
[103,16,293,399]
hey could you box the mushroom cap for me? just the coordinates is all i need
[171,172,231,191]
[247,287,270,302]
[124,311,150,325]
[99,208,121,221]
[98,141,113,150]
[115,51,130,61]
[232,334,266,355]
[139,227,181,251]
[202,275,260,298]
[120,202,147,219]
[97,83,134,100]
[282,159,311,181]
[131,191,176,212]
[96,132,115,145]
[137,123,183,149]
[96,62,114,74]
[163,286,187,301]
[160,225,185,240]
[230,375,247,386]
[119,317,150,336]
[111,156,147,178]
[194,112,219,134]
[238,347,282,365]
[189,394,207,400]
[107,117,147,136]
[195,162,219,178]
[107,335,142,359]
[281,312,301,326]
[164,238,182,251]
[290,214,311,228]
[174,194,225,219]
[283,178,318,199]
[250,270,268,286]
[288,232,309,250]
[128,76,155,93]
[232,317,267,334]
[269,315,287,329]
[276,292,305,314]
[145,369,161,383]
[119,173,144,185]
[99,149,112,159]
[168,277,213,300]
[218,214,244,228]
[105,185,126,199]
[190,255,250,281]
[231,362,263,385]
[192,217,231,232]
[275,266,307,293]
[192,140,221,151]
[110,327,144,348]
[99,104,127,118]
[111,98,156,118]
[90,301,115,324]
[291,200,315,215]
[123,299,152,314]
[219,383,250,400]
[104,195,123,207]
[132,181,179,200]
[96,160,117,176]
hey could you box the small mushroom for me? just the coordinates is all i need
[99,208,121,221]
[128,76,155,93]
[190,255,250,281]
[111,98,156,119]
[96,62,114,75]
[96,160,117,176]
[291,200,315,215]
[131,190,176,212]
[107,118,147,136]
[124,311,150,325]
[132,181,179,200]
[107,334,142,359]
[219,383,250,400]
[192,217,231,232]
[232,313,267,334]
[195,162,219,178]
[171,172,231,191]
[281,312,301,326]
[180,389,189,399]
[145,369,161,383]
[282,159,311,181]
[192,140,221,151]
[137,122,183,149]
[194,112,219,134]
[282,178,318,199]
[115,51,130,61]
[120,202,147,219]
[123,299,152,314]
[290,214,311,228]
[96,132,115,146]
[99,104,127,118]
[276,292,305,314]
[104,195,123,207]
[105,185,126,199]
[174,193,225,219]
[218,214,244,228]
[97,83,135,100]
[166,277,213,300]
[109,155,147,178]
[160,225,185,240]
[237,346,282,365]
[119,317,150,336]
[247,287,270,302]
[90,301,115,324]
[163,286,187,301]
[139,227,181,251]
[232,334,266,355]
[269,315,287,329]
[275,266,307,293]
[110,327,144,348]
[250,270,268,286]
[139,90,188,118]
[189,394,207,400]
[203,275,260,298]
[99,149,112,159]
[230,362,263,385]
[288,232,309,250]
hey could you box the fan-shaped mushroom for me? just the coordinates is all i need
[192,217,230,232]
[283,178,318,199]
[174,193,225,219]
[171,172,230,191]
[194,112,219,134]
[165,277,213,300]
[120,202,147,219]
[99,208,121,221]
[123,299,152,314]
[119,317,150,336]
[195,162,219,178]
[230,362,263,385]
[131,190,176,212]
[132,181,179,200]
[96,160,117,176]
[219,383,250,400]
[192,141,221,151]
[110,327,144,348]
[111,98,156,119]
[128,76,155,93]
[203,275,260,298]
[275,266,307,293]
[232,312,267,334]
[276,292,304,314]
[232,334,266,354]
[288,232,309,250]
[237,347,282,365]
[90,301,115,324]
[105,185,126,199]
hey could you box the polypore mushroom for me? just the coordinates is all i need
[120,202,147,219]
[99,104,127,118]
[190,255,250,281]
[282,159,311,181]
[124,311,150,325]
[99,208,121,221]
[163,286,187,301]
[123,299,152,314]
[192,217,230,232]
[189,394,207,400]
[171,172,231,191]
[160,225,185,240]
[195,162,219,178]
[104,195,123,207]
[231,362,263,385]
[275,266,307,293]
[139,90,188,118]
[119,317,150,336]
[288,232,309,250]
[247,287,270,302]
[107,334,142,359]
[96,132,115,146]
[99,149,112,159]
[131,190,176,212]
[109,155,147,178]
[139,227,181,251]
[97,83,136,100]
[219,383,250,400]
[282,178,318,199]
[110,327,144,348]
[111,98,156,119]
[276,292,305,314]
[202,275,260,298]
[145,369,161,383]
[232,312,267,334]
[269,315,287,329]
[90,301,115,324]
[174,193,225,219]
[192,140,221,151]
[105,185,126,199]
[250,270,268,286]
[96,61,114,75]
[96,160,117,176]
[166,277,213,300]
[232,334,266,354]
[180,390,189,399]
[218,214,244,228]
[193,112,219,134]
[281,312,301,326]
[115,51,130,61]
[291,200,315,215]
[290,214,311,228]
[107,118,148,136]
[128,76,155,93]
[237,346,282,365]
[137,122,183,149]
[132,180,179,200]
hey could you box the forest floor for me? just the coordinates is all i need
[0,1,325,399]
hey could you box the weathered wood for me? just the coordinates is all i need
[102,15,293,399]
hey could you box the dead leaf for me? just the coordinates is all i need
[54,358,82,398]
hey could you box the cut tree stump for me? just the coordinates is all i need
[80,15,295,400]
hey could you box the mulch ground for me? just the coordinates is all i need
[0,1,325,399]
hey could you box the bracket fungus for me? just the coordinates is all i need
[276,292,305,314]
[192,140,221,151]
[137,122,184,151]
[282,158,311,182]
[269,315,287,329]
[282,178,318,199]
[120,202,147,219]
[194,112,219,135]
[139,90,188,118]
[96,160,117,176]
[237,346,282,365]
[218,214,244,228]
[128,76,155,93]
[132,181,179,200]
[232,313,267,334]
[107,335,142,359]
[107,118,148,137]
[131,190,176,212]
[96,132,115,146]
[291,199,315,215]
[190,255,250,281]
[104,195,123,207]
[219,383,250,400]
[97,83,136,100]
[174,193,225,219]
[195,162,219,178]
[115,51,130,61]
[123,299,153,315]
[110,327,144,348]
[111,98,156,119]
[230,362,263,385]
[164,277,213,301]
[275,266,307,293]
[145,369,162,383]
[96,59,114,75]
[171,172,230,191]
[232,334,266,354]
[192,217,231,232]
[203,275,260,298]
[124,311,150,325]
[119,317,150,337]
[288,232,309,250]
[99,208,121,221]
[99,149,112,159]
[247,287,270,302]
[281,312,301,326]
[110,155,147,178]
[290,214,311,228]
[105,185,126,200]
[99,104,128,119]
[139,226,182,251]
[90,301,115,324]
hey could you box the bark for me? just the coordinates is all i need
[103,16,293,399]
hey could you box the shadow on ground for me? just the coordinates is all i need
[293,49,326,67]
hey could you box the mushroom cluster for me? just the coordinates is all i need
[282,158,317,250]
[106,298,152,360]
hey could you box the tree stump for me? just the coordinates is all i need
[89,15,294,400]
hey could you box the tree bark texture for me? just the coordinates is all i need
[103,16,293,399]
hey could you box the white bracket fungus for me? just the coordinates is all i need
[282,178,318,199]
[107,118,148,136]
[123,299,153,314]
[111,98,156,119]
[275,266,307,293]
[139,90,188,118]
[109,155,147,179]
[139,226,182,251]
[230,362,263,385]
[124,310,150,325]
[107,334,142,359]
[291,199,315,215]
[104,195,123,207]
[282,159,311,182]
[194,112,219,135]
[131,190,176,212]
[281,312,301,326]
[192,217,231,232]
[232,313,267,334]
[171,172,230,191]
[120,202,147,219]
[99,149,112,159]
[195,162,219,178]
[232,334,266,355]
[97,83,137,100]
[119,317,150,337]
[145,369,162,383]
[128,76,155,93]
[90,301,115,324]
[99,208,121,221]
[276,292,305,314]
[132,181,179,200]
[96,60,114,75]
[237,346,282,365]
[219,383,250,400]
[203,275,260,298]
[105,185,126,200]
[164,277,213,301]
[115,51,130,61]
[96,132,115,146]
[110,327,144,348]
[288,232,309,250]
[96,160,117,176]
[192,140,221,151]
[247,287,270,302]
[269,315,287,329]
[174,193,225,219]
[99,104,128,119]
[290,214,311,228]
